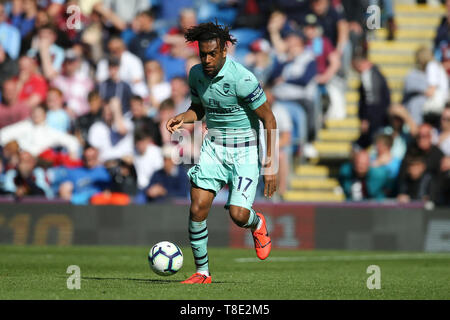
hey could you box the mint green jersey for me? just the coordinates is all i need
[188,57,266,142]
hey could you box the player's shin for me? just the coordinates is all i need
[189,219,210,276]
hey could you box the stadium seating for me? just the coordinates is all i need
[284,2,447,203]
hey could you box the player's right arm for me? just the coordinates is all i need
[166,102,204,133]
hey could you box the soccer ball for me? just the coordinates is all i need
[148,241,183,276]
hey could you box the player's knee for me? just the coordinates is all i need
[229,206,249,227]
[190,201,210,221]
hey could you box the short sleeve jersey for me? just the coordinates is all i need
[188,58,266,142]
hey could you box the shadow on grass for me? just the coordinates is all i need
[81,276,233,284]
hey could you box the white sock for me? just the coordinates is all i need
[252,218,263,232]
[197,270,210,276]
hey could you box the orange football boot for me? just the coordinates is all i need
[181,273,212,284]
[252,212,272,260]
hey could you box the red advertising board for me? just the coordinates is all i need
[229,204,315,249]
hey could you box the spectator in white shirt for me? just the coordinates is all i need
[88,97,134,163]
[405,47,449,125]
[133,129,163,190]
[96,37,148,98]
[144,59,171,112]
[0,105,80,159]
[423,55,449,116]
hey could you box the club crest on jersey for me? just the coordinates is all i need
[223,83,230,94]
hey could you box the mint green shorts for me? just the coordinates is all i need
[188,136,261,210]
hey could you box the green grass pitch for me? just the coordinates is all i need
[0,245,449,300]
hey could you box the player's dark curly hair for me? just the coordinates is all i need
[184,21,237,50]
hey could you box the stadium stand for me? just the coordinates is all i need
[284,0,448,203]
[0,0,448,206]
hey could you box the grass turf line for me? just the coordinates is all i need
[0,245,449,300]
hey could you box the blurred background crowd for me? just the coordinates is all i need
[0,0,448,206]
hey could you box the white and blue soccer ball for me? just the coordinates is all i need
[148,241,183,276]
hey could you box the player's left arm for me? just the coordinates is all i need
[254,101,277,199]
[237,70,278,198]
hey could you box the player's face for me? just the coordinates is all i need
[198,39,227,78]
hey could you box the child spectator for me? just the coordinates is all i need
[45,87,71,133]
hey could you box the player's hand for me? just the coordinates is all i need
[166,114,185,133]
[263,173,277,199]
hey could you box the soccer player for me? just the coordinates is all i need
[166,22,277,284]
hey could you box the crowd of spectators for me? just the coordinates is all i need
[0,0,448,206]
[339,0,450,206]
